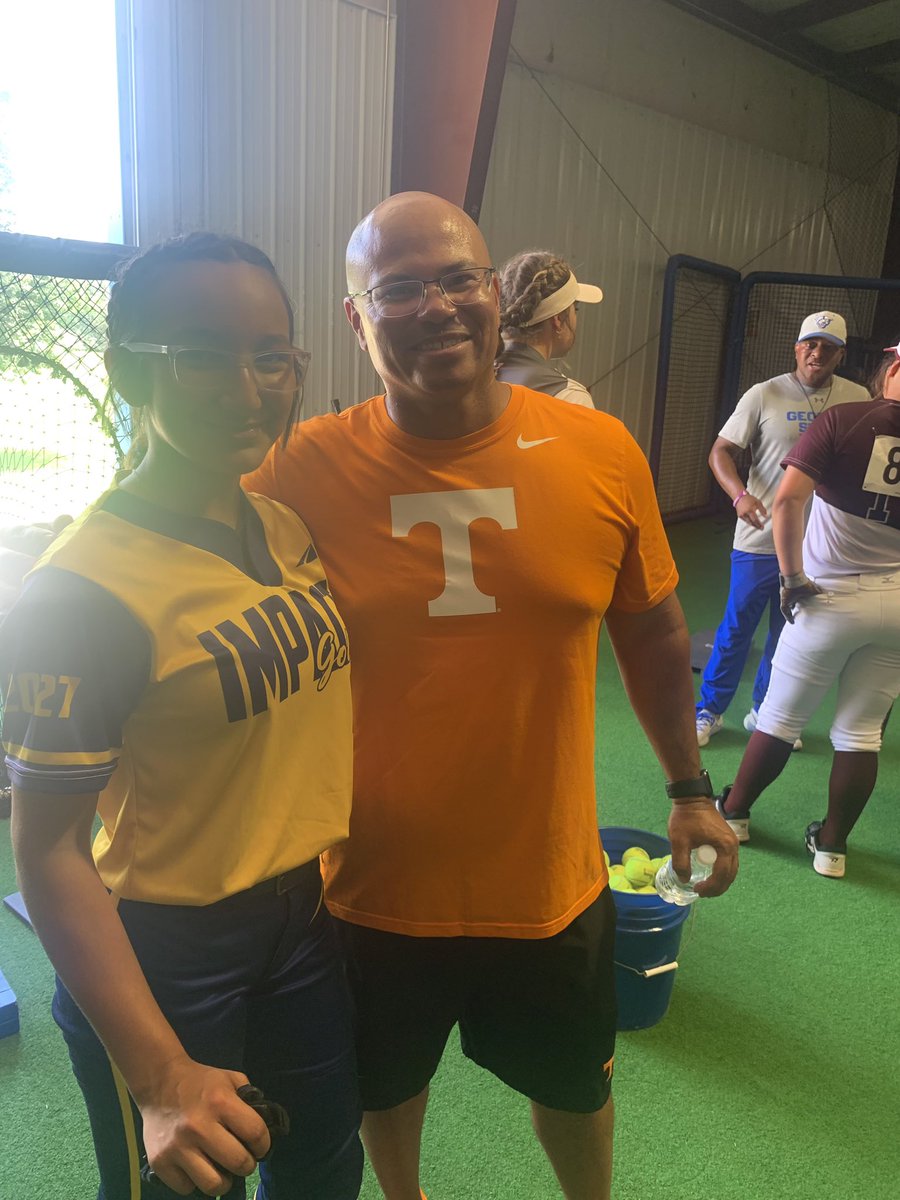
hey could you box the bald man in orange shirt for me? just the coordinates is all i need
[246,192,738,1200]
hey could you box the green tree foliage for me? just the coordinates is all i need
[0,270,130,465]
[0,91,128,466]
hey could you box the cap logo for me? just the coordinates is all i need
[816,315,831,329]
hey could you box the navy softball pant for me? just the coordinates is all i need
[52,860,362,1199]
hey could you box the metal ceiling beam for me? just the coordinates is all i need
[660,0,899,112]
[770,0,884,34]
[842,36,900,70]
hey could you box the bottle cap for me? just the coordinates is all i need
[696,844,718,866]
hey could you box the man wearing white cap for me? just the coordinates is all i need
[495,250,603,407]
[715,336,900,865]
[695,311,870,751]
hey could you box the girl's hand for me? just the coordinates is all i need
[140,1057,271,1196]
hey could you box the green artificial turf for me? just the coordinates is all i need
[1,516,898,1199]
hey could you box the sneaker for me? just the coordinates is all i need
[805,821,846,878]
[716,787,750,843]
[744,706,802,752]
[696,709,724,747]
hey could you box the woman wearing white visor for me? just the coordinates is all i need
[496,251,603,408]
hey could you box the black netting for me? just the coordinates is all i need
[825,89,898,284]
[653,87,898,520]
[0,259,131,526]
[737,283,882,400]
[655,269,900,521]
[655,268,735,518]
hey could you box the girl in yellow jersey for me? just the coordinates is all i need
[0,235,361,1198]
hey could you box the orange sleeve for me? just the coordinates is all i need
[608,428,678,612]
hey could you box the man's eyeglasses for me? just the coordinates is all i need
[119,344,310,393]
[348,267,495,319]
[883,342,900,358]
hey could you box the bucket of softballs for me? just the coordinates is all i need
[599,825,691,1031]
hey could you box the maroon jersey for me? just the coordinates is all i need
[781,399,900,576]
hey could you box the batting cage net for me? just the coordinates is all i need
[650,258,738,520]
[653,259,900,522]
[0,233,133,529]
[736,279,881,400]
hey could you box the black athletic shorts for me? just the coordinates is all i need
[336,886,617,1113]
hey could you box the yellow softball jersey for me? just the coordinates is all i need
[1,487,352,904]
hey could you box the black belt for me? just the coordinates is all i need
[247,860,320,896]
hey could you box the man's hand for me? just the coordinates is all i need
[734,492,767,530]
[667,799,738,898]
[0,518,74,618]
[780,579,823,623]
[0,515,72,557]
[139,1057,271,1196]
[0,518,73,609]
[0,547,37,616]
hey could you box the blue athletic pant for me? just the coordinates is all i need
[53,862,362,1199]
[698,550,784,716]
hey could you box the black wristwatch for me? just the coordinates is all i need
[665,769,713,800]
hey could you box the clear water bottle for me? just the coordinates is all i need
[655,844,718,906]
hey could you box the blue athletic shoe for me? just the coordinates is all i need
[696,709,723,747]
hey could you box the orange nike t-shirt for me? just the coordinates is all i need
[245,385,677,937]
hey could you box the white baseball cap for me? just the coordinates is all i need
[522,273,604,327]
[797,311,847,347]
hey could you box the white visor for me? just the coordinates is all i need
[522,273,604,327]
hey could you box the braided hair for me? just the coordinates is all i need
[106,233,300,465]
[498,251,572,340]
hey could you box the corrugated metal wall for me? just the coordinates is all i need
[122,0,394,416]
[121,0,897,442]
[480,2,898,454]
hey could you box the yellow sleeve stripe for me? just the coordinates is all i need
[2,742,122,766]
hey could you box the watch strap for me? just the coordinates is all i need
[665,769,713,800]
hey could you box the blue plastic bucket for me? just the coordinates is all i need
[599,826,690,1031]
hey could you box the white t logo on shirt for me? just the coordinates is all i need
[391,488,518,616]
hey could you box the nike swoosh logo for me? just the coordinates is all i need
[516,435,559,450]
